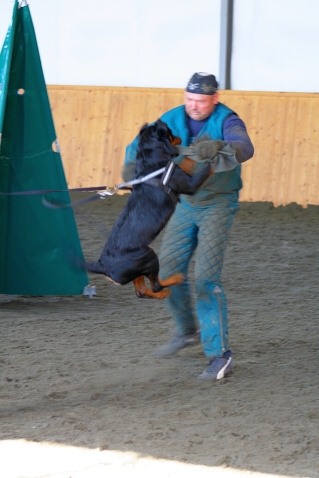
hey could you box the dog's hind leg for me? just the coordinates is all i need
[149,272,184,293]
[157,273,184,288]
[133,276,172,299]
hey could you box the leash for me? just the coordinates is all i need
[104,166,166,194]
[0,167,166,209]
[0,185,112,210]
[42,166,167,209]
[0,185,108,197]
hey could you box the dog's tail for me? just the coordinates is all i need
[61,244,108,277]
[63,247,97,273]
[84,260,108,275]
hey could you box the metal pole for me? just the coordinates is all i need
[219,0,234,90]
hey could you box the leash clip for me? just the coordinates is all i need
[97,186,116,198]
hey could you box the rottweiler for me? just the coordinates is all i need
[85,119,211,299]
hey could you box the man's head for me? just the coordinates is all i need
[184,72,219,121]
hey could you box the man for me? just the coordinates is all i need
[123,72,254,379]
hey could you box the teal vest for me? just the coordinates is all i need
[160,103,242,204]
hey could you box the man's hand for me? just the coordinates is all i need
[194,140,226,160]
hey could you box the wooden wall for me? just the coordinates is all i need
[48,86,319,207]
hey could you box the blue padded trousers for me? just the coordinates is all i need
[159,194,239,357]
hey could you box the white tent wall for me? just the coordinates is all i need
[232,0,319,92]
[0,0,221,88]
[1,0,318,92]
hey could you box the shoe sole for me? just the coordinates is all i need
[198,357,233,380]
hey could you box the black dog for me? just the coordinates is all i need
[85,119,211,299]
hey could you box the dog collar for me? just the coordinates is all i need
[144,161,179,205]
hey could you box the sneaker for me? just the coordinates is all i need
[198,350,233,380]
[155,331,200,356]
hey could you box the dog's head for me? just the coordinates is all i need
[135,120,181,176]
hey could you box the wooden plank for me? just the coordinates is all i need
[48,86,319,207]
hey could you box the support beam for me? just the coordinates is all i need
[219,0,234,89]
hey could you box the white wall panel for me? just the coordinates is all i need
[1,0,318,92]
[232,0,319,92]
[0,0,221,88]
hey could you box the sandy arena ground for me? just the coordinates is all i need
[1,195,319,478]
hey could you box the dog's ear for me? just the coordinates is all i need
[139,123,149,137]
[154,120,177,156]
[154,119,171,139]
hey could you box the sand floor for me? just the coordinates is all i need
[1,195,319,478]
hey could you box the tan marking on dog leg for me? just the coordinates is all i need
[159,273,184,287]
[179,157,196,175]
[171,136,182,146]
[179,158,214,177]
[133,276,172,300]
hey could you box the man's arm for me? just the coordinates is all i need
[223,114,254,163]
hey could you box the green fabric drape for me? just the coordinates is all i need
[0,1,88,294]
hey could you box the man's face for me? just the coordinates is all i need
[184,91,218,121]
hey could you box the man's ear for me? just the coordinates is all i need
[213,92,219,105]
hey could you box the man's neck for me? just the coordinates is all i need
[187,116,209,138]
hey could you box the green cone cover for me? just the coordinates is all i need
[0,1,88,294]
